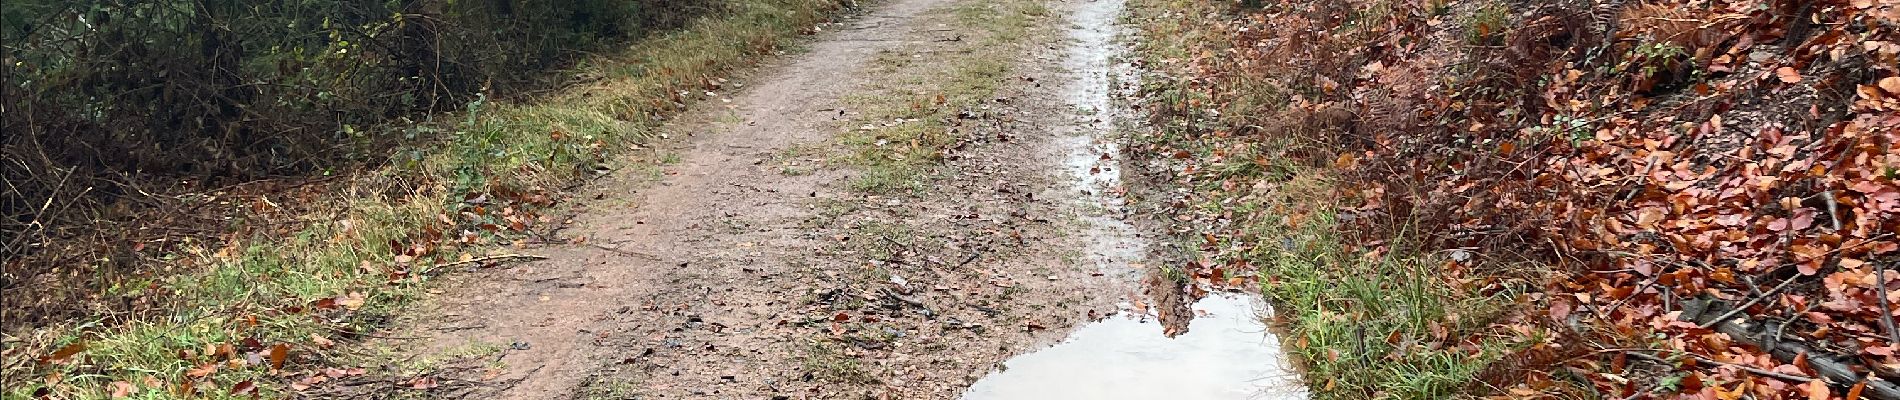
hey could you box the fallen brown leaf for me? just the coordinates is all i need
[268,343,289,370]
[39,341,85,364]
[1776,67,1802,83]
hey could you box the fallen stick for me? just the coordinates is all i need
[1681,298,1900,400]
[954,247,987,268]
[1877,261,1900,346]
[588,243,660,260]
[1604,273,1662,316]
[433,254,548,269]
[1624,350,1815,384]
[1698,275,1797,329]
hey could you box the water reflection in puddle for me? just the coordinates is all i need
[961,294,1307,400]
[977,0,1311,396]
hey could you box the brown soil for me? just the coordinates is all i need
[313,0,1180,398]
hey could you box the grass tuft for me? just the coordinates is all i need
[1125,0,1540,396]
[801,340,878,384]
[1242,171,1520,398]
[830,0,1048,194]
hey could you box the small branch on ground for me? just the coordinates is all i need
[1822,190,1842,231]
[1698,275,1797,329]
[588,243,660,259]
[433,254,548,269]
[955,247,988,268]
[1679,298,1900,399]
[1602,273,1661,316]
[327,325,427,340]
[1623,351,1814,384]
[1877,261,1900,346]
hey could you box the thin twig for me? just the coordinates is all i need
[1624,350,1814,384]
[1822,190,1843,231]
[432,254,547,269]
[878,236,912,262]
[1621,385,1656,400]
[954,247,988,268]
[3,166,75,253]
[1877,261,1900,346]
[1699,275,1799,329]
[588,243,660,260]
[327,325,427,341]
[1775,301,1814,345]
[1603,274,1662,316]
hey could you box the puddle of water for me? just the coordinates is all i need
[966,0,1312,397]
[1057,0,1146,283]
[961,294,1307,400]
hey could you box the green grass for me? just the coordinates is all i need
[3,0,849,398]
[800,339,877,384]
[578,378,644,400]
[1126,0,1533,397]
[1241,174,1518,398]
[762,141,828,178]
[1459,2,1511,46]
[1165,156,1526,398]
[8,0,1067,395]
[831,0,1048,194]
[781,0,1052,390]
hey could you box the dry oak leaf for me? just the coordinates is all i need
[1777,67,1803,83]
[186,362,218,378]
[109,381,136,398]
[230,380,256,395]
[339,292,367,310]
[311,334,335,348]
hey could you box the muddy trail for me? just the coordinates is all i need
[329,0,1307,398]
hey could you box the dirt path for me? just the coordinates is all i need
[345,0,1165,398]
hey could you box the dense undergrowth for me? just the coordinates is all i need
[2,0,849,397]
[1130,0,1899,398]
[1,0,700,174]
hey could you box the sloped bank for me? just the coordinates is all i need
[1126,0,1899,398]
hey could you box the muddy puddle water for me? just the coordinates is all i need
[959,0,1309,398]
[961,295,1306,400]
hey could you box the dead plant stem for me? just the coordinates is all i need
[1697,275,1797,329]
[432,253,548,269]
[1877,261,1900,346]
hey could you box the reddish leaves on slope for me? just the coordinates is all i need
[1140,0,1900,397]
